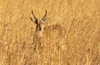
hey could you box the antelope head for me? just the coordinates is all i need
[30,10,47,36]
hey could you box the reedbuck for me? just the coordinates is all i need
[30,10,49,50]
[30,10,65,50]
[30,10,64,39]
[30,10,47,37]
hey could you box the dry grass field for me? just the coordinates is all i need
[0,0,100,65]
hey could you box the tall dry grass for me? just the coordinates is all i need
[0,0,100,65]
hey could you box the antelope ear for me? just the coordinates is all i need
[42,19,47,22]
[41,20,46,24]
[30,17,36,23]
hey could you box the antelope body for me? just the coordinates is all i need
[30,10,65,51]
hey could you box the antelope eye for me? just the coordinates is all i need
[39,27,41,31]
